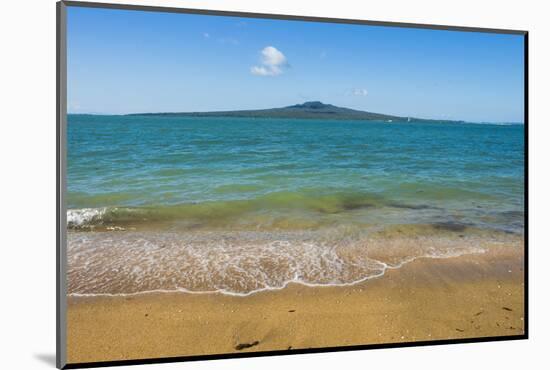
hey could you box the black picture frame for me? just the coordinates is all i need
[56,1,529,368]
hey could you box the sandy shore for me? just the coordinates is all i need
[67,245,524,364]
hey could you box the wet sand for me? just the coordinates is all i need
[67,245,524,365]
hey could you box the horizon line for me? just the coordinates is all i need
[66,101,524,125]
[66,111,524,125]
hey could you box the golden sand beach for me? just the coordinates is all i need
[67,243,524,364]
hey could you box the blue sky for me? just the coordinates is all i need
[67,6,525,122]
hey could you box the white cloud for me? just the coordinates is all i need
[250,66,274,76]
[203,32,210,39]
[261,46,286,66]
[350,88,368,96]
[251,46,288,76]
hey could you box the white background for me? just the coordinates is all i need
[1,0,548,368]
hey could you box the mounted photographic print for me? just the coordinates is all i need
[56,1,528,368]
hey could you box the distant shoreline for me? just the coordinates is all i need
[125,101,461,124]
[66,113,524,126]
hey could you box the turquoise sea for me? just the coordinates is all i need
[67,115,525,295]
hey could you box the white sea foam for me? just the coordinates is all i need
[67,249,483,299]
[66,228,499,297]
[67,208,107,227]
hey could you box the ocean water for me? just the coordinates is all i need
[67,115,525,295]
